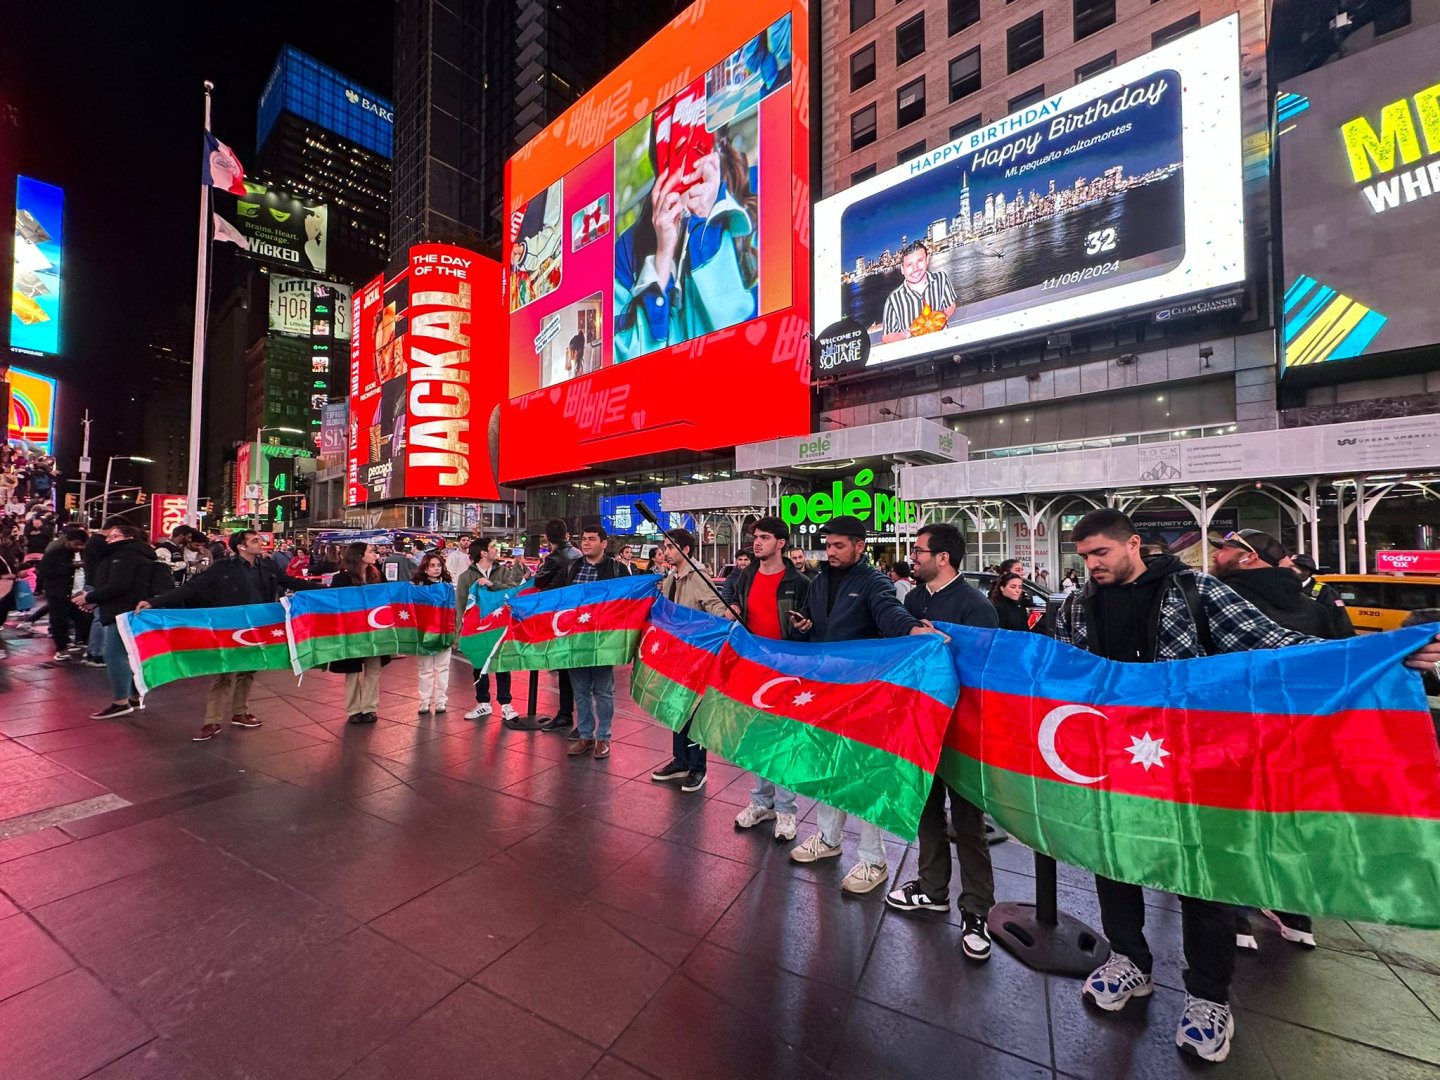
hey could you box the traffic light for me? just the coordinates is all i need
[202,499,214,517]
[64,493,77,511]
[136,491,147,505]
[299,496,308,513]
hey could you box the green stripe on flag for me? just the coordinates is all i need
[139,644,293,692]
[691,689,931,840]
[942,749,1440,927]
[458,627,505,670]
[494,630,639,672]
[293,628,448,671]
[630,660,699,733]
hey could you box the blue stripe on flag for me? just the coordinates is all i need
[726,624,959,706]
[507,575,659,618]
[647,597,733,655]
[130,602,287,633]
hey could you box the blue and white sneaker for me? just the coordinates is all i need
[1175,995,1234,1062]
[1082,953,1153,1012]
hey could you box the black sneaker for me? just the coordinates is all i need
[960,911,992,962]
[129,696,144,711]
[651,759,690,782]
[538,714,573,732]
[885,879,950,913]
[90,702,134,720]
[680,771,707,793]
[80,655,106,668]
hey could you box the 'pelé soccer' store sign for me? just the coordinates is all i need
[780,469,918,535]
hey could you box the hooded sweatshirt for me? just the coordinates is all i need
[1220,566,1332,639]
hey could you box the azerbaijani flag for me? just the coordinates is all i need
[285,581,456,672]
[630,598,734,731]
[116,603,291,695]
[457,584,522,672]
[690,628,959,839]
[941,622,1440,927]
[493,575,657,672]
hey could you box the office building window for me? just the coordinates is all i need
[950,114,983,141]
[1075,52,1116,82]
[852,163,878,184]
[949,0,980,35]
[851,0,876,32]
[851,43,876,90]
[1073,0,1115,41]
[851,103,877,150]
[1152,12,1200,48]
[896,14,926,65]
[897,139,926,165]
[1008,13,1045,73]
[1008,85,1046,113]
[949,47,981,101]
[897,77,926,128]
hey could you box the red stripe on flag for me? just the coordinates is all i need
[508,598,653,645]
[134,624,288,661]
[717,646,951,773]
[947,687,1440,819]
[290,605,453,642]
[636,624,718,695]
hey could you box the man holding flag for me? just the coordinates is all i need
[138,529,324,742]
[563,525,633,760]
[457,538,527,722]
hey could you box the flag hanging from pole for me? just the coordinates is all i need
[202,132,247,195]
[493,576,658,672]
[212,213,249,249]
[116,604,291,695]
[630,598,733,732]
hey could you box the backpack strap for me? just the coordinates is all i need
[1174,570,1215,656]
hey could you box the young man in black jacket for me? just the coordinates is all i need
[37,526,91,661]
[788,515,941,895]
[884,522,1000,962]
[536,517,582,733]
[139,529,324,742]
[563,524,633,760]
[82,523,170,719]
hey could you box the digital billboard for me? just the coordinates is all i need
[1277,23,1440,370]
[502,0,810,481]
[269,275,352,340]
[215,181,328,274]
[11,177,64,356]
[599,492,695,537]
[5,366,57,453]
[258,46,394,160]
[348,244,503,505]
[814,15,1245,369]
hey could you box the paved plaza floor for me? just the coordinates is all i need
[1,632,1439,1079]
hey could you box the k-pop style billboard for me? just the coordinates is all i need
[814,16,1245,370]
[502,0,811,481]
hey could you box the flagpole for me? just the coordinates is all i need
[184,80,214,530]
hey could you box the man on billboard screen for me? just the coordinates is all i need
[880,242,957,343]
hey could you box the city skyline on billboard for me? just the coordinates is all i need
[814,16,1246,369]
[11,176,64,356]
[6,366,58,453]
[1277,22,1440,370]
[215,181,328,275]
[502,0,811,482]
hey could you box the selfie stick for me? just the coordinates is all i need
[634,501,733,611]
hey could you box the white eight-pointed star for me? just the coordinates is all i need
[1126,731,1170,771]
[791,690,815,707]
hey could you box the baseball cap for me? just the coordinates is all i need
[1222,529,1286,567]
[1291,553,1318,575]
[819,515,867,540]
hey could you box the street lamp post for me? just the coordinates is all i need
[252,426,303,530]
[101,456,153,525]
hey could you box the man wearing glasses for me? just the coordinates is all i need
[884,522,1001,963]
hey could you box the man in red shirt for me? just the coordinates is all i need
[724,516,812,840]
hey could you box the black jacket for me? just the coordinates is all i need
[799,556,919,642]
[81,532,109,579]
[991,594,1032,633]
[1300,576,1356,639]
[535,540,581,591]
[87,539,169,624]
[149,554,324,609]
[727,561,811,640]
[1223,567,1337,640]
[905,575,998,630]
[564,554,633,585]
[36,543,80,599]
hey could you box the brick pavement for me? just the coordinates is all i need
[1,632,1439,1079]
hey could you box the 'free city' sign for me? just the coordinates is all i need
[779,469,918,531]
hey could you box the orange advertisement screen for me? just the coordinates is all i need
[501,0,811,481]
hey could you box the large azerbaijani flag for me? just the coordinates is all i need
[630,598,734,731]
[940,622,1440,927]
[690,628,959,839]
[493,575,657,672]
[457,584,523,672]
[285,581,456,672]
[116,603,291,695]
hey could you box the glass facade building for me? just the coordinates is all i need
[258,46,394,160]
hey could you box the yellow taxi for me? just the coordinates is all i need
[1316,575,1440,633]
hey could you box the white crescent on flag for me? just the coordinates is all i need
[551,610,572,638]
[751,676,801,710]
[231,628,263,647]
[1037,705,1109,786]
[368,606,396,630]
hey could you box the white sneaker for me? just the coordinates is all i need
[417,702,432,716]
[789,833,843,864]
[734,804,776,830]
[1236,932,1259,952]
[500,704,519,722]
[840,861,888,894]
[1175,995,1235,1063]
[465,703,492,720]
[773,812,797,841]
[1082,953,1153,1012]
[1260,909,1317,949]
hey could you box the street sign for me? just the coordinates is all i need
[245,483,263,501]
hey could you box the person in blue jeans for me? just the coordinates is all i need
[81,522,173,719]
[564,525,631,760]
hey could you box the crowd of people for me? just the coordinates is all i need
[5,504,1436,1067]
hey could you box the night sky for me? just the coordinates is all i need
[0,2,393,469]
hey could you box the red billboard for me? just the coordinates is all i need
[150,494,187,541]
[348,244,503,504]
[1376,550,1440,575]
[501,0,810,481]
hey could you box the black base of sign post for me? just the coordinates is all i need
[983,815,1009,845]
[988,852,1109,977]
[502,670,547,730]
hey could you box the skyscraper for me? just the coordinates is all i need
[389,0,681,255]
